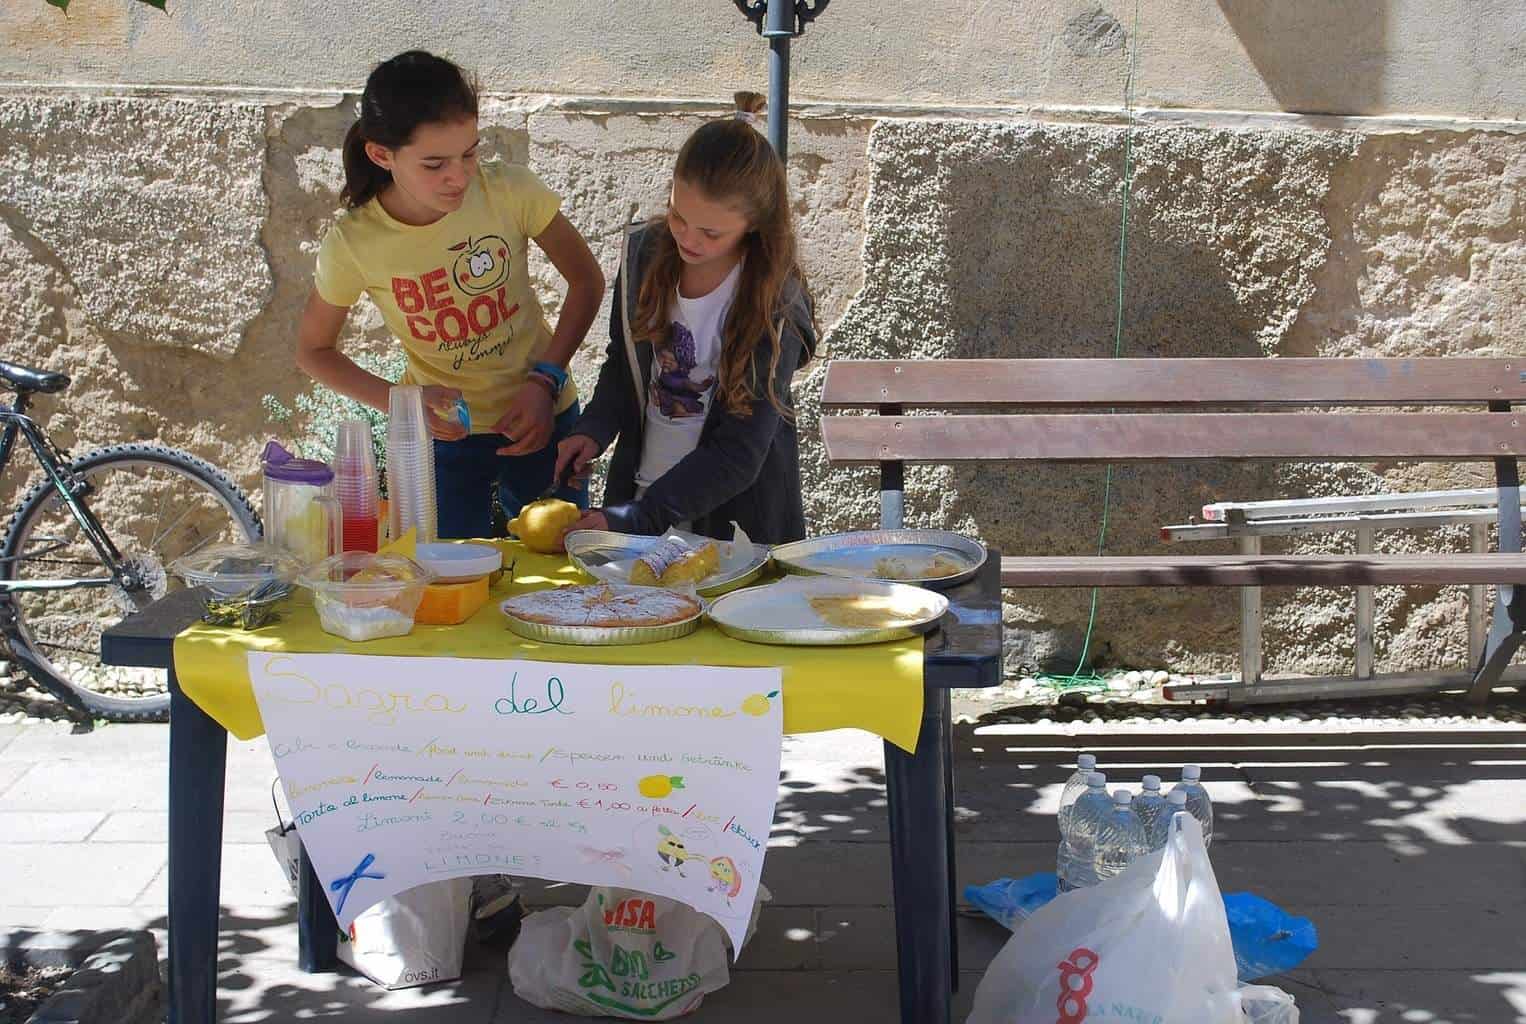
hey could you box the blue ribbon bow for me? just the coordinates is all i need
[330,853,386,917]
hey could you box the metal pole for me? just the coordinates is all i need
[732,0,830,163]
[768,33,791,162]
[763,0,795,162]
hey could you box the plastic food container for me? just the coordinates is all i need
[261,441,340,564]
[171,543,304,629]
[298,551,434,642]
[413,542,502,583]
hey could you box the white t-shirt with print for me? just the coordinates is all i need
[635,261,743,489]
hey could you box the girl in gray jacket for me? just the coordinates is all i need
[555,92,818,545]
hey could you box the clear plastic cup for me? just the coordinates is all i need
[387,387,438,542]
[333,419,380,552]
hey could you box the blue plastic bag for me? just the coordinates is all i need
[963,874,1057,929]
[1222,892,1319,983]
[964,876,1317,982]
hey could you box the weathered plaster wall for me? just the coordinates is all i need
[4,0,1525,120]
[0,0,1522,677]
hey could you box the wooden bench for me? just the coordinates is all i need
[820,357,1526,704]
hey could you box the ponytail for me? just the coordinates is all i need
[339,50,480,209]
[340,120,392,209]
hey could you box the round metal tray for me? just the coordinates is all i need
[706,577,948,646]
[563,529,770,597]
[769,530,986,589]
[498,593,704,646]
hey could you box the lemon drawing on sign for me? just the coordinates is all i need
[638,774,685,800]
[741,690,780,717]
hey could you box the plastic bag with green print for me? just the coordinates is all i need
[508,883,770,1020]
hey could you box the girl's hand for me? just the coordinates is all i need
[555,434,602,488]
[494,381,555,456]
[419,385,467,441]
[566,509,609,538]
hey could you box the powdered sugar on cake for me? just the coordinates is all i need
[502,584,701,628]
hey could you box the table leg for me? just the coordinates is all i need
[298,838,339,972]
[942,690,959,991]
[883,690,953,1024]
[167,671,227,1024]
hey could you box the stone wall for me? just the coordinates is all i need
[0,1,1522,678]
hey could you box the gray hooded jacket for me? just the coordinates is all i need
[570,223,816,544]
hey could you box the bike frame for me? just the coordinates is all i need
[0,391,126,594]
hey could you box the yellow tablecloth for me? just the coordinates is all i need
[172,541,925,751]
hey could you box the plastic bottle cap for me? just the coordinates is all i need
[1182,764,1202,782]
[261,441,334,486]
[1113,790,1132,805]
[1142,774,1161,790]
[1078,754,1097,770]
[1087,771,1107,787]
[1169,789,1188,805]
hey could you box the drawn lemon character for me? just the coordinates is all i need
[741,689,780,717]
[638,774,685,800]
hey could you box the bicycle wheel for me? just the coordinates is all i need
[0,443,260,720]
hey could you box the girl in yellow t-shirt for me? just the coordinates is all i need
[296,50,604,538]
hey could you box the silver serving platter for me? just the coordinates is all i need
[769,530,986,589]
[563,529,770,598]
[706,577,949,646]
[498,593,704,646]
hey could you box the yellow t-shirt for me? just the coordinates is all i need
[314,162,575,427]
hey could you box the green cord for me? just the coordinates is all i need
[1057,0,1141,684]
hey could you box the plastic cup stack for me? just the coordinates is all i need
[386,386,439,543]
[333,419,381,553]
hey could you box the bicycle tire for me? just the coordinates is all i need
[0,443,261,721]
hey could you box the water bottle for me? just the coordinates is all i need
[1056,771,1110,891]
[1162,788,1188,843]
[1134,774,1171,851]
[1057,753,1098,835]
[1092,790,1149,883]
[1172,764,1214,847]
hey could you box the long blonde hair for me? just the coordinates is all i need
[632,91,815,419]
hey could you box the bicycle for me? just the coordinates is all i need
[0,359,260,721]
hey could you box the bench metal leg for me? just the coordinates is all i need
[1470,437,1522,706]
[884,692,953,1024]
[1470,523,1489,667]
[1239,535,1262,696]
[1356,526,1375,679]
[298,838,339,972]
[167,671,227,1024]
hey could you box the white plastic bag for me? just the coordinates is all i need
[968,815,1244,1023]
[337,878,473,990]
[509,885,769,1019]
[264,779,471,991]
[1235,984,1300,1023]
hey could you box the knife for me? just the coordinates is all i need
[535,459,575,502]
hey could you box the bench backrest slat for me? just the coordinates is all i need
[820,358,1526,408]
[819,412,1526,464]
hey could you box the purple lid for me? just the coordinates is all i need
[261,441,334,485]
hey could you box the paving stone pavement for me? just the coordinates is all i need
[2,716,1524,1022]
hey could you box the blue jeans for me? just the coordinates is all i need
[432,403,588,540]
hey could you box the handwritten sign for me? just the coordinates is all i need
[248,652,784,953]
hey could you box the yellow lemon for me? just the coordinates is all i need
[741,690,779,717]
[508,499,580,553]
[638,774,684,800]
